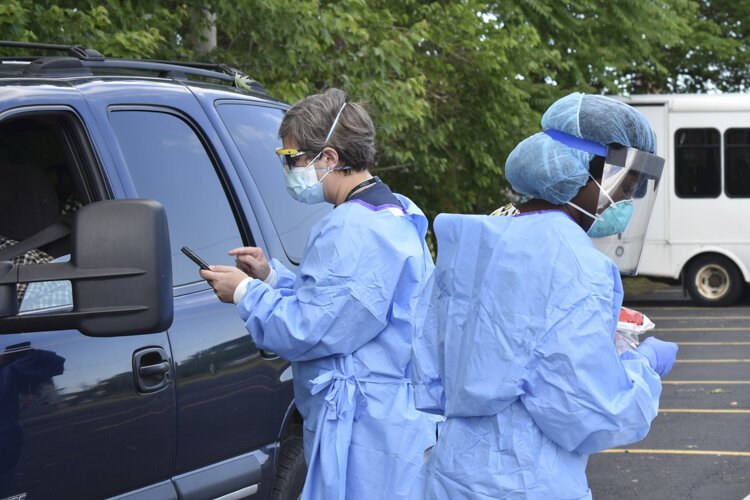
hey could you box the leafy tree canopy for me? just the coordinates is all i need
[1,0,747,219]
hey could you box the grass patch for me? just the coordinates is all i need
[622,276,672,296]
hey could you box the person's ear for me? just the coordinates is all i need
[320,147,340,168]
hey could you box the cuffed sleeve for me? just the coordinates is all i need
[233,277,253,304]
[268,258,296,289]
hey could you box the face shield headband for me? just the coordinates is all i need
[544,129,665,275]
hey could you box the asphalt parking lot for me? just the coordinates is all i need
[588,287,750,499]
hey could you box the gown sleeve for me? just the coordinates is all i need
[235,217,393,362]
[520,288,662,455]
[268,257,296,289]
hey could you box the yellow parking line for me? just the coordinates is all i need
[676,342,750,345]
[676,359,750,363]
[658,409,750,414]
[601,449,750,457]
[662,380,750,384]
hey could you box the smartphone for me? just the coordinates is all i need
[181,246,210,271]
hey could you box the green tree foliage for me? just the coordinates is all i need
[0,1,188,58]
[514,0,693,93]
[0,1,747,218]
[638,0,750,92]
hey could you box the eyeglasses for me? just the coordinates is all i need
[275,148,315,170]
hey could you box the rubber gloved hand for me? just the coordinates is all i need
[637,337,679,377]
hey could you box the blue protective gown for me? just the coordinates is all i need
[412,211,662,500]
[237,194,437,500]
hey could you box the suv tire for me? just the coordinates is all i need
[270,436,306,500]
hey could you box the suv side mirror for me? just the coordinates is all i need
[0,199,174,336]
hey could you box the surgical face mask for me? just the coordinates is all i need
[284,154,326,204]
[283,151,351,204]
[567,175,634,238]
[588,200,634,238]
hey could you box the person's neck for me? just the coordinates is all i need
[334,171,375,206]
[516,199,580,222]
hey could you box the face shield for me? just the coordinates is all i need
[545,130,665,275]
[590,146,664,274]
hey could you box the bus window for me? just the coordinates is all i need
[724,128,750,198]
[674,128,720,198]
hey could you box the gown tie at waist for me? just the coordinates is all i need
[302,360,411,500]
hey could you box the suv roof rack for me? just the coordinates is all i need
[0,40,266,93]
[0,41,104,60]
[23,57,93,78]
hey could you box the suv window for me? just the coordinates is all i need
[109,109,243,286]
[0,112,93,311]
[217,103,330,264]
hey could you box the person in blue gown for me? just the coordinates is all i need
[412,92,678,500]
[202,88,438,500]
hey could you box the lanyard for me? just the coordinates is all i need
[344,177,379,202]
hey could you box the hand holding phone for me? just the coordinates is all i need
[181,246,210,271]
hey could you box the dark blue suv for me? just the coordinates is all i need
[0,42,326,500]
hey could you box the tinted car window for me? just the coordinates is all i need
[217,103,330,264]
[674,128,721,198]
[110,110,243,285]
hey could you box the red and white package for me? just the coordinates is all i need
[615,307,655,353]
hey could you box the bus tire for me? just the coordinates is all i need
[685,255,744,307]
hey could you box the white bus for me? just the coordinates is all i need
[618,93,750,306]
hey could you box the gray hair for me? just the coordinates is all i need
[279,88,376,171]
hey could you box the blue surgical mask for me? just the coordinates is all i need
[587,200,633,238]
[284,157,327,204]
[283,151,351,204]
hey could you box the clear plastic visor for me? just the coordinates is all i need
[593,146,665,275]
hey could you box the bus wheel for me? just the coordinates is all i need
[685,255,744,307]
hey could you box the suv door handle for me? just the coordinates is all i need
[139,361,170,377]
[133,347,171,393]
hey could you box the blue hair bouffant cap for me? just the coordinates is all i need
[504,93,656,204]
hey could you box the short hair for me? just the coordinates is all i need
[279,88,376,172]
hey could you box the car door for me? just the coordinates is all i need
[0,89,176,500]
[86,81,295,499]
